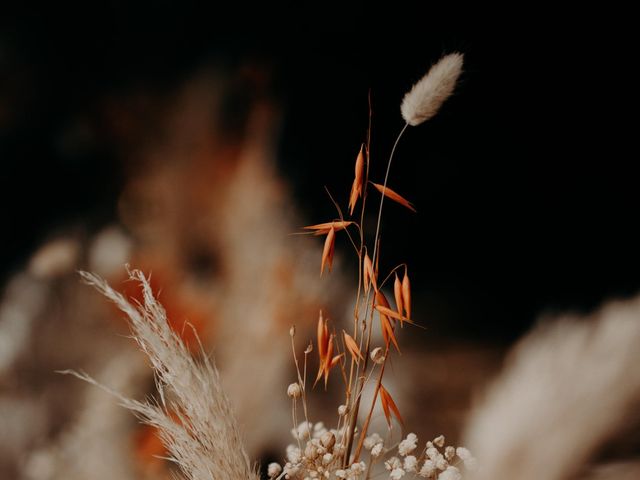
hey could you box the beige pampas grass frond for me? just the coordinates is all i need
[463,296,640,480]
[62,269,259,480]
[400,52,463,126]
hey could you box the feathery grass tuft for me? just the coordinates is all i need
[401,53,463,126]
[63,269,259,480]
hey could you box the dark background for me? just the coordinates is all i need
[0,3,635,341]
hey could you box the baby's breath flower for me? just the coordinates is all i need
[267,462,282,478]
[385,457,401,471]
[371,442,384,458]
[338,404,348,416]
[292,421,312,440]
[283,462,298,478]
[437,466,462,480]
[426,447,439,460]
[335,470,347,479]
[286,445,301,463]
[287,382,302,399]
[403,455,418,472]
[419,459,436,478]
[364,433,383,450]
[435,455,448,471]
[433,435,445,448]
[390,467,406,479]
[350,461,366,474]
[313,422,327,437]
[398,433,418,456]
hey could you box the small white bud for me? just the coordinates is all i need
[385,457,401,471]
[445,446,455,461]
[426,447,439,460]
[390,467,406,479]
[438,466,462,480]
[363,433,383,450]
[267,462,282,478]
[322,453,333,465]
[321,431,336,450]
[287,382,302,399]
[419,459,436,477]
[398,433,418,456]
[435,455,448,471]
[433,435,445,448]
[371,443,384,458]
[404,455,418,472]
[338,404,348,416]
[289,325,296,337]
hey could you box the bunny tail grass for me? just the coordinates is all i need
[400,52,463,126]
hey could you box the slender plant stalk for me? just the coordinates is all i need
[343,122,409,465]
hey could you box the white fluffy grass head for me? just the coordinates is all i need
[400,53,463,126]
[463,296,640,480]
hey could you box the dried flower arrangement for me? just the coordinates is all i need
[63,53,474,480]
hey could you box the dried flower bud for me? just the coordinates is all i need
[338,404,348,416]
[370,347,385,364]
[434,435,445,448]
[322,453,333,465]
[287,382,302,399]
[289,325,296,337]
[305,442,318,460]
[321,431,336,450]
[304,343,313,354]
[267,462,282,478]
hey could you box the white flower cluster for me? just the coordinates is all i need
[271,422,368,479]
[272,426,475,479]
[379,433,476,480]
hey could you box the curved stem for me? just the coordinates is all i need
[370,122,409,270]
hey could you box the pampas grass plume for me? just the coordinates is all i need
[63,269,259,480]
[401,53,463,126]
[463,296,640,480]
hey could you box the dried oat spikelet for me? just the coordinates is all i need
[64,269,259,480]
[400,53,464,126]
[349,144,365,215]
